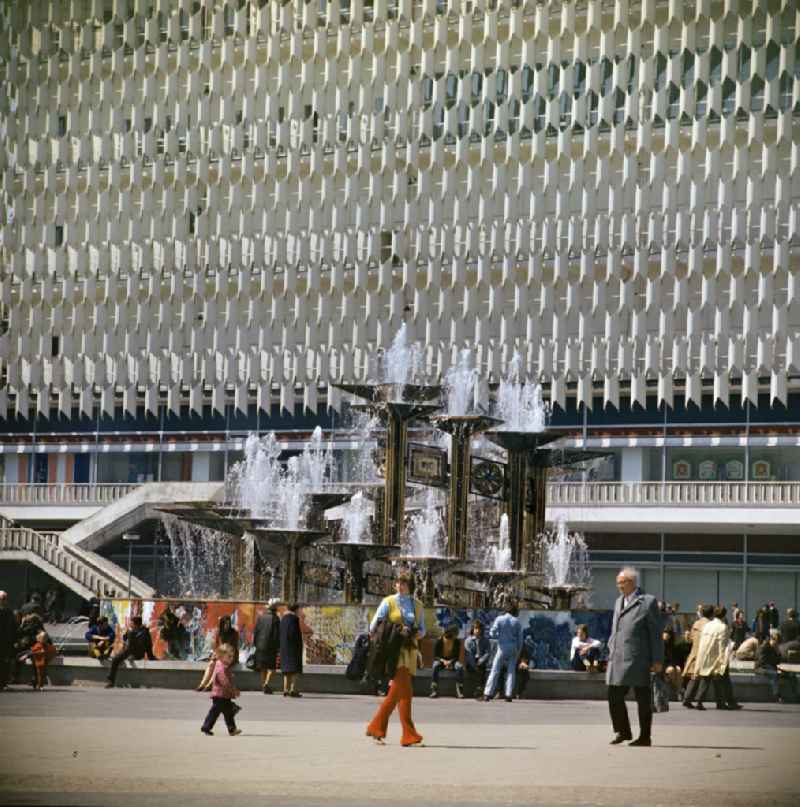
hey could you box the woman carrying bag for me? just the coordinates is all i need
[365,570,425,747]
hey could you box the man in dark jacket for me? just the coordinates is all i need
[606,567,664,747]
[430,623,463,699]
[106,616,156,688]
[779,609,799,643]
[0,591,18,689]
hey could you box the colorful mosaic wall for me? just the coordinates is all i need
[101,599,614,670]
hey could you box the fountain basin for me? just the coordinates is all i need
[335,382,441,404]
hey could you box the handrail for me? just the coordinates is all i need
[0,522,151,598]
[0,483,141,505]
[546,481,800,507]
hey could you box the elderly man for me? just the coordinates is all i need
[606,567,663,747]
[0,591,18,689]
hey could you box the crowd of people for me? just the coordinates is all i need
[2,575,799,742]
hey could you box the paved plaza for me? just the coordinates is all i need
[0,687,798,807]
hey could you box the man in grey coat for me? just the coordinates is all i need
[606,567,664,747]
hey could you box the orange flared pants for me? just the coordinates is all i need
[365,667,423,746]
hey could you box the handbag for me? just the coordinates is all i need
[244,648,257,671]
[651,672,670,713]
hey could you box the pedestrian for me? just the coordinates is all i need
[682,604,714,707]
[429,623,464,699]
[0,591,17,690]
[106,616,156,688]
[730,609,749,649]
[365,570,425,746]
[693,606,741,710]
[766,602,780,630]
[755,629,797,704]
[482,600,523,703]
[752,608,771,641]
[606,566,663,747]
[200,643,243,736]
[279,603,304,698]
[29,630,55,690]
[661,624,683,696]
[253,598,282,694]
[464,620,491,699]
[197,614,240,691]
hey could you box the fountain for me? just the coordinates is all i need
[159,330,601,610]
[431,349,500,559]
[318,491,400,603]
[542,518,591,610]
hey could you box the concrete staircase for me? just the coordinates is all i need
[0,518,154,600]
[60,482,224,552]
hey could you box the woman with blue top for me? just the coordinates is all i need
[365,570,425,747]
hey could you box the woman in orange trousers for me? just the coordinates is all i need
[366,571,425,747]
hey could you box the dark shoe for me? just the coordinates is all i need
[629,736,652,747]
[610,733,632,745]
[289,691,302,698]
[504,697,513,703]
[695,703,705,710]
[201,728,213,736]
[283,691,289,697]
[104,682,114,689]
[682,701,695,709]
[728,703,743,710]
[229,728,242,736]
[480,694,491,702]
[262,686,273,695]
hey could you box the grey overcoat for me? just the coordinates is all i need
[605,591,664,688]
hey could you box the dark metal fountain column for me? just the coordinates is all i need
[432,415,500,560]
[485,432,563,571]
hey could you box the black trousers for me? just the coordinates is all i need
[696,672,737,706]
[0,654,13,687]
[108,649,137,685]
[202,697,237,733]
[465,664,487,697]
[608,685,652,740]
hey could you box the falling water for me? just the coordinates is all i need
[381,323,423,385]
[232,433,283,519]
[280,456,308,530]
[445,348,479,415]
[341,491,373,544]
[495,351,548,432]
[543,518,591,589]
[404,488,446,557]
[350,409,381,483]
[300,425,333,490]
[486,513,513,572]
[161,515,232,598]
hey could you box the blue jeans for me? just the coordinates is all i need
[484,645,517,698]
[431,660,464,685]
[756,667,798,700]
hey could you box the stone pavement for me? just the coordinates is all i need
[0,687,798,807]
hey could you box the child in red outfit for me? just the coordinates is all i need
[30,630,55,690]
[200,644,242,736]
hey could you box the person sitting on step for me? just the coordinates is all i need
[570,624,602,672]
[430,623,464,699]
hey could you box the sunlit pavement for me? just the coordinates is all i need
[1,687,798,807]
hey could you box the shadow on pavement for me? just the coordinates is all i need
[655,745,764,751]
[421,744,538,751]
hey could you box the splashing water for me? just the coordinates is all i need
[231,433,283,520]
[495,351,548,432]
[350,409,381,483]
[445,348,479,415]
[341,491,372,544]
[381,323,424,385]
[162,516,232,598]
[300,426,333,490]
[486,513,513,572]
[404,488,446,557]
[543,518,591,589]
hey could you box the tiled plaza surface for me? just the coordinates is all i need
[0,687,798,806]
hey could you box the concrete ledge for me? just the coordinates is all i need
[40,657,788,702]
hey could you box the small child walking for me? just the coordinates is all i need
[200,643,242,736]
[30,630,55,690]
